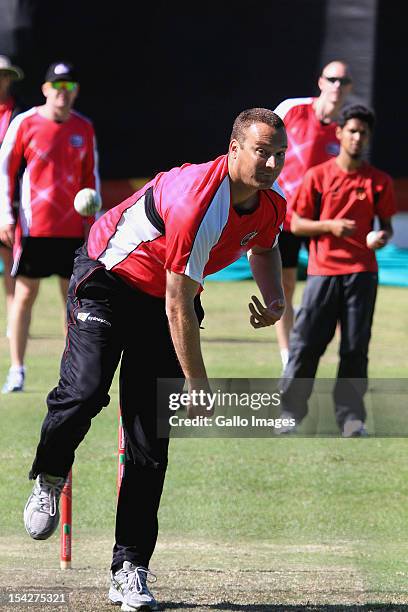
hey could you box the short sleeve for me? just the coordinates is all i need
[374,174,397,219]
[292,169,319,219]
[164,175,230,284]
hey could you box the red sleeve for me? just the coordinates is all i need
[292,168,319,219]
[155,157,230,283]
[253,191,286,249]
[163,198,215,282]
[374,172,397,219]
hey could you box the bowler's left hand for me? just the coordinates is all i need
[367,229,389,250]
[248,295,285,328]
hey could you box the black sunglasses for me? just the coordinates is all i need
[323,75,352,86]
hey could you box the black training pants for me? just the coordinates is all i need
[280,272,378,429]
[30,248,185,570]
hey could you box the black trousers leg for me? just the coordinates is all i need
[30,269,123,479]
[280,275,340,422]
[111,297,184,570]
[334,272,378,428]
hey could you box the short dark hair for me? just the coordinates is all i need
[231,108,284,144]
[338,104,375,131]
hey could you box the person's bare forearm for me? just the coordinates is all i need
[291,215,332,236]
[246,246,285,327]
[166,272,212,417]
[165,270,209,386]
[166,297,207,382]
[291,212,356,238]
[248,247,284,306]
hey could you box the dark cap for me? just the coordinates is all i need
[45,61,78,83]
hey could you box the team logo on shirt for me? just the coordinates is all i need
[70,134,84,147]
[240,231,258,246]
[356,187,366,200]
[326,142,340,156]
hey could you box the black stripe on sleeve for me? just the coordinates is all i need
[144,187,165,235]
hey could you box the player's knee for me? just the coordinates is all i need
[75,376,111,412]
[14,286,38,308]
[48,377,111,416]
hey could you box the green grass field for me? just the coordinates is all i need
[0,277,408,611]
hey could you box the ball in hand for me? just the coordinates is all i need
[366,230,379,248]
[74,188,102,216]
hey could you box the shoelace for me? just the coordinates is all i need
[37,477,65,517]
[128,567,157,594]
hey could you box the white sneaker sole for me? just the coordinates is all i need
[108,589,158,609]
[121,604,157,611]
[2,385,24,394]
[108,585,123,605]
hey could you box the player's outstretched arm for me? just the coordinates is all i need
[247,246,285,328]
[166,271,212,415]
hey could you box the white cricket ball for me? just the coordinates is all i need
[366,230,379,248]
[74,188,102,216]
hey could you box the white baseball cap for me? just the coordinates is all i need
[0,55,24,80]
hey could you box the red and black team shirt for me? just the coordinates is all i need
[88,154,286,298]
[0,107,99,238]
[293,158,396,276]
[274,97,340,230]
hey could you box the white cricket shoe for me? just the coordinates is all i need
[342,419,368,438]
[2,366,25,393]
[275,411,298,435]
[24,473,65,540]
[109,561,158,611]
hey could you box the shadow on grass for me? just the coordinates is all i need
[202,337,273,344]
[160,605,408,611]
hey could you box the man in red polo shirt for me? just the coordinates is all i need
[0,61,99,393]
[274,60,353,369]
[279,105,396,437]
[23,108,287,610]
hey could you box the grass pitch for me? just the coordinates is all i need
[0,277,408,610]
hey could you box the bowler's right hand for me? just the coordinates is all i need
[186,379,215,418]
[329,219,356,237]
[329,218,356,237]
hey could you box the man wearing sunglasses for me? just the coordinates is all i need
[280,105,395,437]
[0,61,100,393]
[273,60,352,371]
